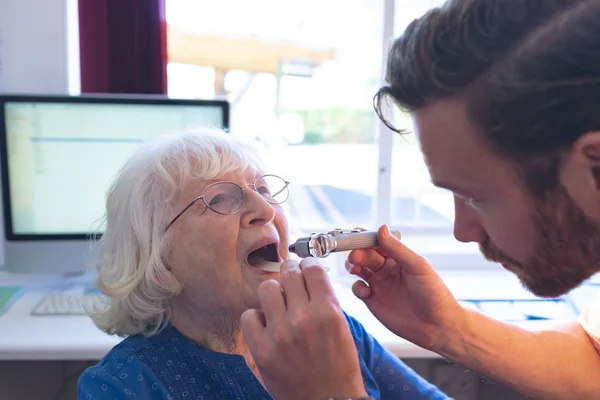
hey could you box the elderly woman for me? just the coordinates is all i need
[77,129,448,400]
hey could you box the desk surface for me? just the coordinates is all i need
[0,270,596,361]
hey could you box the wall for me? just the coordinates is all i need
[0,0,70,95]
[0,0,74,268]
[0,0,73,396]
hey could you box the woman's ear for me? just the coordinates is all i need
[157,259,183,295]
[560,132,600,221]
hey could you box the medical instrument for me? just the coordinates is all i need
[288,228,401,258]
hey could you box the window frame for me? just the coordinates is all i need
[374,0,492,271]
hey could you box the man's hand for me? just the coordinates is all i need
[348,225,600,399]
[347,225,466,353]
[241,258,367,400]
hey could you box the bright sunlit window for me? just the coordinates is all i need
[165,0,490,273]
[391,0,454,229]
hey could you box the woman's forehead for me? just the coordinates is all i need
[183,168,262,193]
[209,169,263,184]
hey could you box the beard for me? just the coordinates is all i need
[479,185,600,298]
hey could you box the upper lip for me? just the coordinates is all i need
[246,234,282,263]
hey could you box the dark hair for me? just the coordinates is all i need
[375,0,600,195]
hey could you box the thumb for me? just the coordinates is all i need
[377,225,435,276]
[351,280,372,300]
[240,309,266,353]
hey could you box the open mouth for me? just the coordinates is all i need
[247,243,281,272]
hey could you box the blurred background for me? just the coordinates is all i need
[165,0,453,236]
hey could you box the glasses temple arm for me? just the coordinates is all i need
[164,196,203,232]
[271,181,290,198]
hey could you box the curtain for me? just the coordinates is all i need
[78,0,167,94]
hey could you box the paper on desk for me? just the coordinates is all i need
[0,286,23,316]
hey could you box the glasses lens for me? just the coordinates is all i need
[203,182,244,214]
[255,175,289,204]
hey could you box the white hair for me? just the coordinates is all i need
[90,128,265,336]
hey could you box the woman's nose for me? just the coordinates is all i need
[240,187,276,226]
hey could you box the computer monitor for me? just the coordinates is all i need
[0,94,229,274]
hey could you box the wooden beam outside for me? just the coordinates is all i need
[167,24,337,74]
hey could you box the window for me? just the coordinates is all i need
[389,0,453,232]
[383,0,490,272]
[166,0,383,231]
[166,0,493,274]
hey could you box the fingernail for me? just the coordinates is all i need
[345,260,357,273]
[298,257,314,269]
[356,287,368,298]
[382,224,390,238]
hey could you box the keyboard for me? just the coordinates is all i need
[31,293,105,316]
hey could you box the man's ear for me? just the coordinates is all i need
[560,132,600,221]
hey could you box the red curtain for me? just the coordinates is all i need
[78,0,167,94]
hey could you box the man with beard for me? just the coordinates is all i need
[240,1,600,399]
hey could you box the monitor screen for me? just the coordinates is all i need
[0,95,229,240]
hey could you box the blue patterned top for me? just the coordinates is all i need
[78,313,449,399]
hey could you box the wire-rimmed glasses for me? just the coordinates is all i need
[165,174,290,231]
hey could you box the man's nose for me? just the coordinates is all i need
[453,195,487,243]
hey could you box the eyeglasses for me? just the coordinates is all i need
[165,174,290,231]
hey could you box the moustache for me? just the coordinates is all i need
[479,239,518,266]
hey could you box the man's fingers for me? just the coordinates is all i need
[351,280,372,300]
[348,248,386,272]
[257,279,286,324]
[345,259,374,281]
[299,258,338,304]
[279,260,309,308]
[377,225,433,275]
